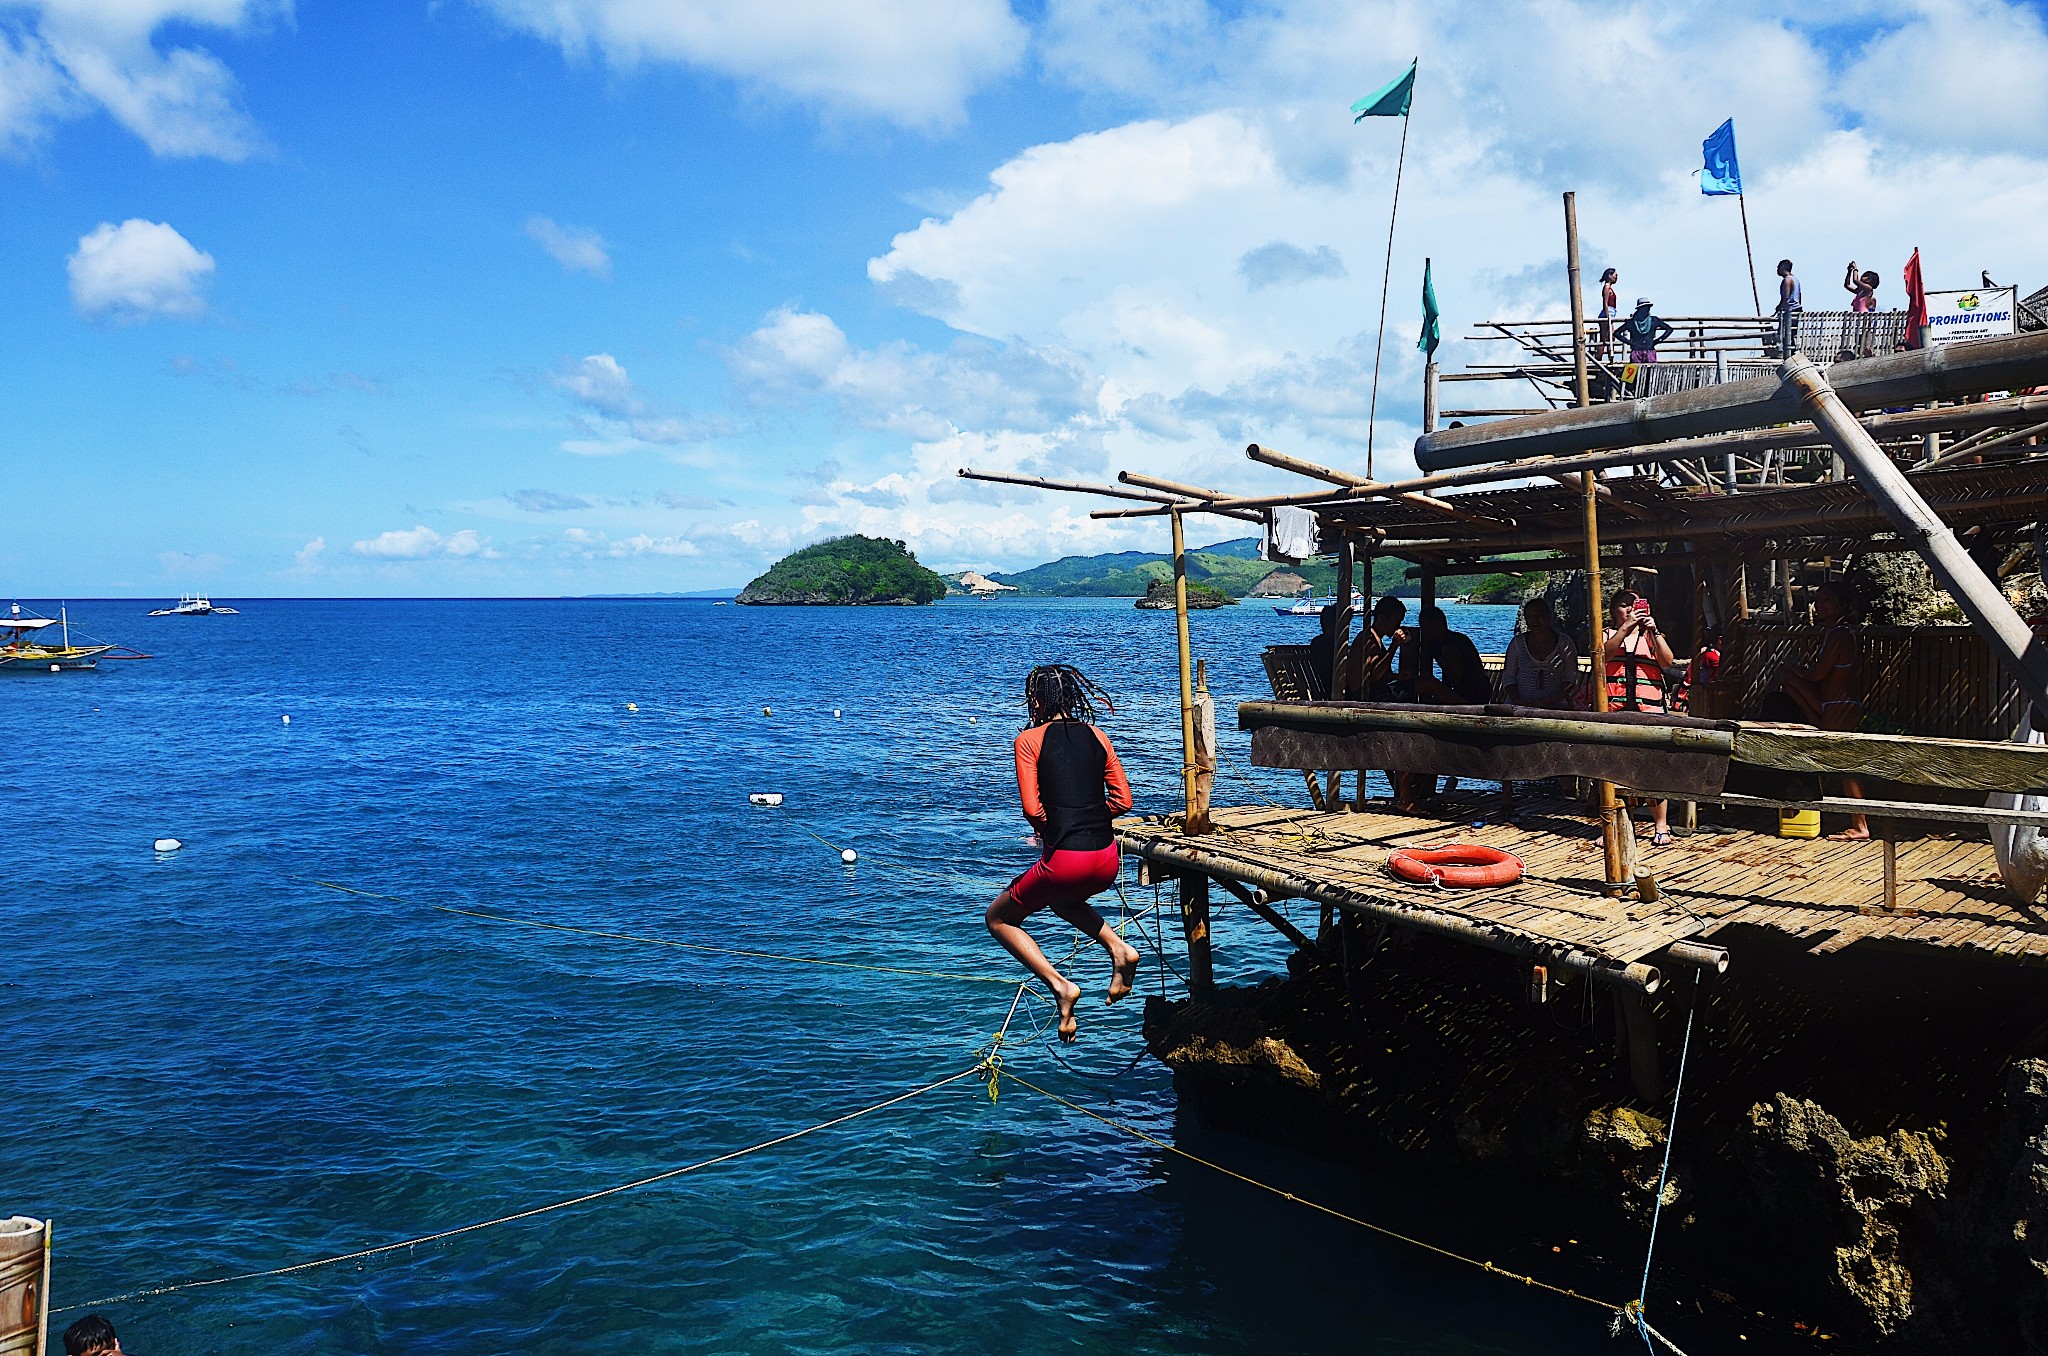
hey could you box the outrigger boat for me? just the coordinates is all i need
[1,607,115,672]
[148,595,239,616]
[1273,589,1365,616]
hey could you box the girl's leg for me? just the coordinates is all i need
[986,889,1083,1041]
[1049,896,1143,1003]
[1651,798,1671,845]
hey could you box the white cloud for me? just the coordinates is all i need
[525,215,611,277]
[292,536,325,572]
[67,218,215,322]
[2,2,273,159]
[469,0,1026,130]
[547,351,727,451]
[351,525,494,559]
[1238,241,1344,290]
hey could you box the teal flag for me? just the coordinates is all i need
[1351,60,1416,120]
[1418,258,1440,359]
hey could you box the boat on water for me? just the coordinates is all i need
[148,595,240,616]
[1273,590,1365,616]
[1,606,115,672]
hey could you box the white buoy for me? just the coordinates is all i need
[153,838,182,853]
[49,664,59,673]
[748,792,784,807]
[627,703,638,712]
[763,706,773,717]
[281,714,291,725]
[833,709,841,719]
[840,848,858,864]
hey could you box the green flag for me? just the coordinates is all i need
[1350,59,1416,120]
[1418,257,1440,359]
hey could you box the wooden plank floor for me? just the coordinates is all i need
[1117,797,2048,969]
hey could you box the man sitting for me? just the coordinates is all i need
[1407,606,1492,706]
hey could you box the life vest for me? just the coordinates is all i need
[1386,845,1524,889]
[1605,635,1667,714]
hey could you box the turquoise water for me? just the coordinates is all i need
[10,597,1627,1354]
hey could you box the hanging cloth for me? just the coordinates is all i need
[1263,506,1321,564]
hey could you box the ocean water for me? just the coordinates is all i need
[8,596,1631,1355]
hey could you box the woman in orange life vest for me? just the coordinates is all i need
[985,664,1142,1043]
[1602,589,1677,846]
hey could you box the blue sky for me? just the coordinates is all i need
[6,0,2048,596]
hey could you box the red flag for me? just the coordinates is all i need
[1903,247,1928,349]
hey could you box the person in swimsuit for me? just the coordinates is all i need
[1597,267,1620,359]
[1779,583,1870,839]
[1603,590,1676,845]
[1843,262,1879,312]
[985,664,1141,1042]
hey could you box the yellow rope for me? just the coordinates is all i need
[994,1068,1626,1316]
[55,1064,984,1315]
[300,879,1019,986]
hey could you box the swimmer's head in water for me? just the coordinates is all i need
[1024,664,1115,724]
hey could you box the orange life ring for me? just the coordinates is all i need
[1386,845,1524,888]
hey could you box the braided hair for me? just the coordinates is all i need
[1023,664,1115,725]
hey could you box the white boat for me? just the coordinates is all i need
[0,606,114,672]
[1273,590,1366,616]
[148,595,239,616]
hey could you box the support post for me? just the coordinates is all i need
[1567,190,1628,894]
[1190,659,1215,834]
[1620,988,1661,1103]
[1565,192,1590,408]
[1171,510,1205,834]
[1180,876,1214,996]
[1781,356,2048,716]
[1330,532,1355,809]
[1423,361,1440,433]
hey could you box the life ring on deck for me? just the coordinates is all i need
[1386,845,1524,888]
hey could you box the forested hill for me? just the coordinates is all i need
[988,538,1431,598]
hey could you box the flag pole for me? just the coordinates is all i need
[1365,108,1411,482]
[1737,192,1761,316]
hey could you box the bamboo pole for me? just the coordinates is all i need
[1190,658,1215,834]
[1168,506,1215,992]
[1238,444,1514,529]
[1565,191,1628,895]
[955,467,1263,522]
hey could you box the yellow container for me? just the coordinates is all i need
[1779,807,1821,838]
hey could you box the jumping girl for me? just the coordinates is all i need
[984,664,1141,1043]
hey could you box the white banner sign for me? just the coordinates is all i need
[1923,287,2017,345]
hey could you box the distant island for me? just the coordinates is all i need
[949,536,1536,601]
[736,534,947,606]
[1135,578,1233,610]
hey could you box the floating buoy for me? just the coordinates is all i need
[626,703,638,712]
[763,706,773,717]
[969,715,978,724]
[1386,845,1523,889]
[153,838,182,853]
[833,709,841,719]
[49,663,59,673]
[282,714,291,725]
[749,792,784,807]
[840,848,858,864]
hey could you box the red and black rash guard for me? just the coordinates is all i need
[1014,720,1134,854]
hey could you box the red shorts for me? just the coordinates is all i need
[1008,843,1121,913]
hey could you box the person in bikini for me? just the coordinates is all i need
[985,664,1142,1042]
[1779,583,1870,840]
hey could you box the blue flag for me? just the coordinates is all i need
[1701,118,1742,196]
[1351,60,1416,120]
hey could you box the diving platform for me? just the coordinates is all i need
[1116,799,2040,994]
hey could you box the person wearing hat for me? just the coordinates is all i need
[1619,298,1674,364]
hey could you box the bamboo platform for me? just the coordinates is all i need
[1117,799,2045,982]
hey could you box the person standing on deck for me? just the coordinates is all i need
[985,664,1142,1042]
[1597,267,1621,359]
[1501,598,1583,817]
[1775,259,1804,357]
[1778,582,1871,840]
[1620,298,1674,364]
[1844,262,1879,312]
[1603,591,1676,846]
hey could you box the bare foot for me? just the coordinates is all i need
[1106,945,1141,1004]
[1052,978,1081,1043]
[1828,828,1871,841]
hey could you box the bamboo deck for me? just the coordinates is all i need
[1118,799,2047,972]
